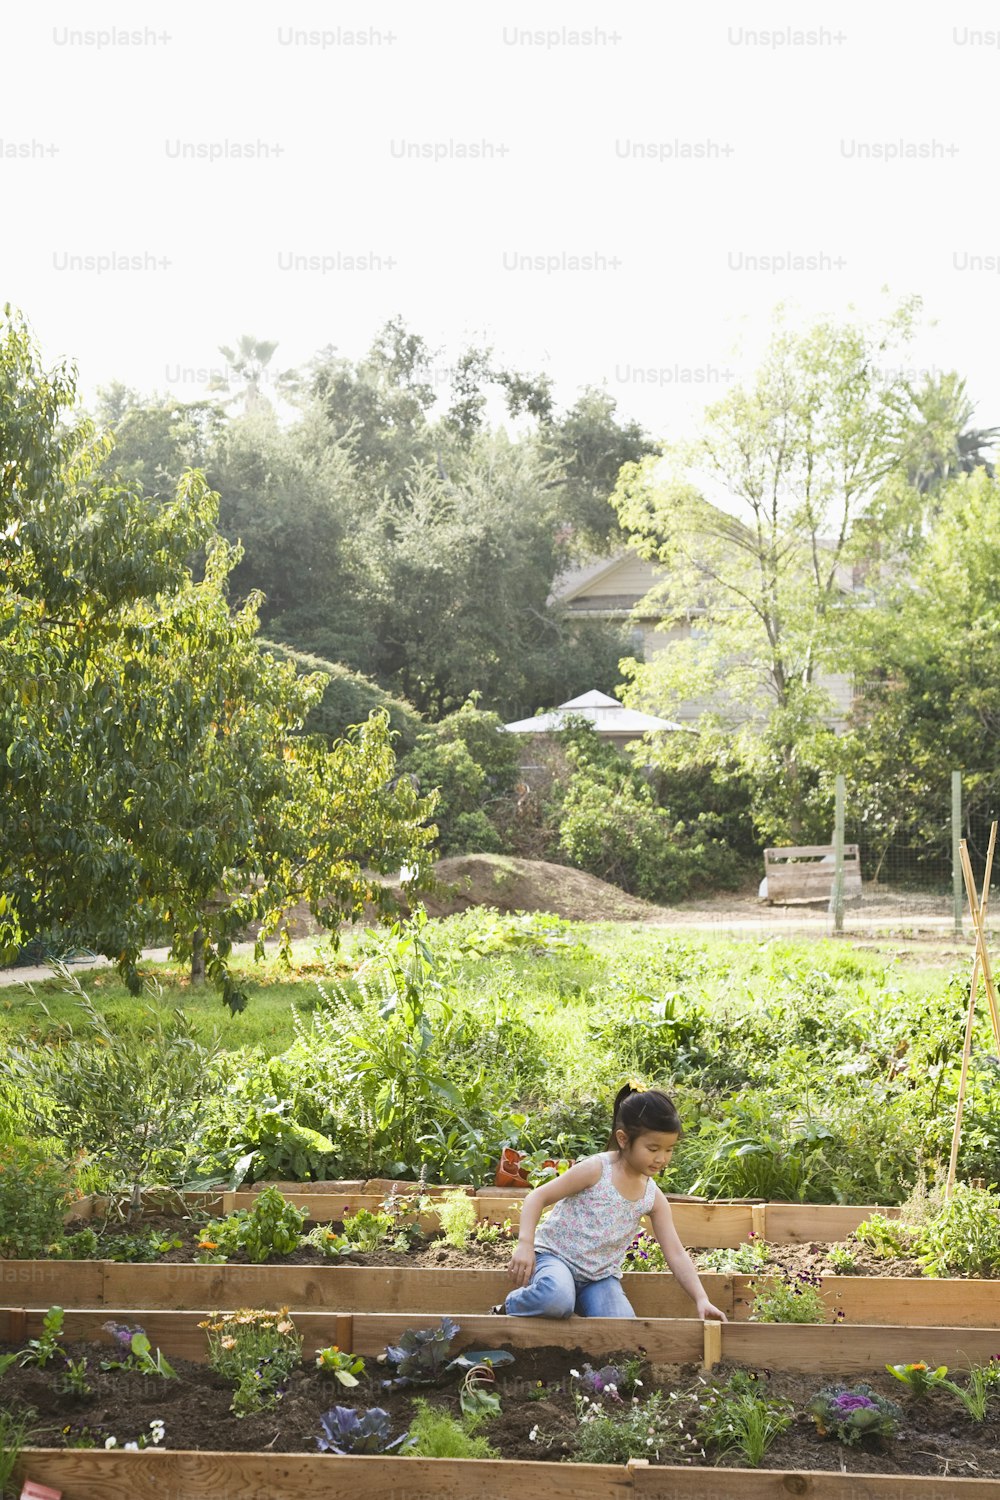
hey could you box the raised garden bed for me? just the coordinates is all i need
[7,1315,1000,1492]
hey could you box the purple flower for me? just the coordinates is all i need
[103,1320,144,1355]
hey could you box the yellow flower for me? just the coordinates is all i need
[220,1337,237,1350]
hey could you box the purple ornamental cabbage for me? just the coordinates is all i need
[382,1317,461,1386]
[317,1405,411,1455]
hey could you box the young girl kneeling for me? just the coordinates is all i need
[498,1085,726,1321]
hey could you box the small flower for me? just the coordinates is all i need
[569,1368,580,1378]
[105,1436,117,1449]
[528,1425,539,1442]
[124,1442,139,1451]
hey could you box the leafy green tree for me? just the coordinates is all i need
[0,307,433,1005]
[400,700,521,854]
[837,466,1000,879]
[614,302,929,840]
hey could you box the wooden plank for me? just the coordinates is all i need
[731,1276,1000,1329]
[18,1308,705,1364]
[763,1204,898,1244]
[16,1452,634,1500]
[17,1450,1000,1500]
[723,1321,1000,1374]
[633,1468,998,1499]
[0,1260,103,1308]
[350,1312,707,1362]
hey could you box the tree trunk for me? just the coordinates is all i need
[191,927,206,986]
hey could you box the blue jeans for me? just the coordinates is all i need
[504,1251,636,1318]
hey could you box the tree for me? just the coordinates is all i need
[212,334,296,412]
[613,302,930,840]
[838,466,1000,878]
[0,307,433,1006]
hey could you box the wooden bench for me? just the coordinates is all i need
[763,844,862,905]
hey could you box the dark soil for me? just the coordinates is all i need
[5,1335,1000,1477]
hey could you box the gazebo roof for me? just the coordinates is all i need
[504,690,684,735]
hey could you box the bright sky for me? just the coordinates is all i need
[4,3,998,440]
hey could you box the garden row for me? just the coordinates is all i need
[8,1305,1000,1497]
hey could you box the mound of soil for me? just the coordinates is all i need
[396,854,664,923]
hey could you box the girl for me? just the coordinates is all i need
[497,1085,726,1320]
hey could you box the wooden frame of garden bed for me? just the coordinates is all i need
[5,1261,997,1327]
[72,1192,901,1246]
[14,1449,1000,1500]
[3,1306,999,1373]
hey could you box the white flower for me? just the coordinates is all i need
[528,1425,539,1442]
[124,1442,139,1451]
[569,1368,580,1379]
[633,1379,643,1387]
[105,1437,117,1450]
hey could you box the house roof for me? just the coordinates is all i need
[504,689,684,736]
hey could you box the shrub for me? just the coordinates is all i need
[919,1183,1000,1278]
[0,1139,78,1257]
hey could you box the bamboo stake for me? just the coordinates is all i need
[960,838,1000,1051]
[945,826,996,1198]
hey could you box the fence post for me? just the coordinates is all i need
[953,771,964,938]
[832,774,846,932]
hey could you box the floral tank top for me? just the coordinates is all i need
[533,1152,657,1281]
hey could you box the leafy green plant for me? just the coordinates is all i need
[200,1186,306,1263]
[199,1307,302,1417]
[471,1217,513,1246]
[696,1370,794,1466]
[853,1212,921,1262]
[697,1235,771,1274]
[938,1358,1000,1421]
[101,1322,177,1379]
[808,1383,902,1445]
[380,1317,461,1388]
[918,1183,1000,1277]
[315,1345,365,1386]
[569,1388,699,1464]
[305,1223,354,1259]
[459,1363,501,1421]
[0,1139,78,1257]
[317,1404,412,1455]
[438,1189,477,1250]
[749,1272,827,1324]
[58,1356,93,1397]
[885,1360,949,1397]
[0,985,224,1216]
[828,1244,859,1274]
[340,1206,403,1252]
[0,1407,36,1497]
[19,1305,66,1368]
[407,1399,498,1457]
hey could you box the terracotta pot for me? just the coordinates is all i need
[494,1149,531,1188]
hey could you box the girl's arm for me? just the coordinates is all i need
[648,1188,727,1321]
[508,1158,603,1286]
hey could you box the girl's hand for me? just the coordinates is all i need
[696,1296,728,1322]
[509,1241,535,1287]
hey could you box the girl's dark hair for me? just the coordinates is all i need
[609,1085,681,1150]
